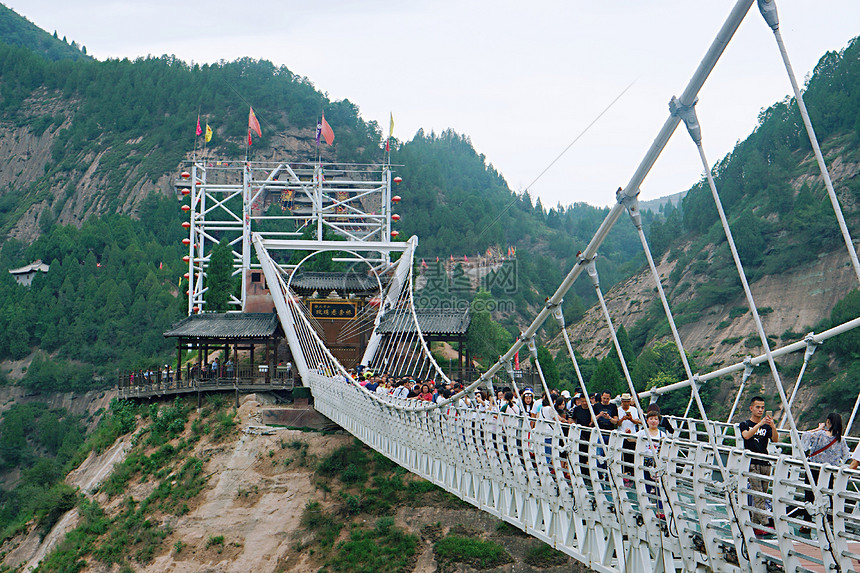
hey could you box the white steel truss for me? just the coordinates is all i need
[180,160,399,314]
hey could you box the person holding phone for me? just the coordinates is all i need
[739,396,778,534]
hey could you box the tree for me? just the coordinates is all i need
[589,357,623,397]
[206,241,235,312]
[536,346,560,388]
[465,290,511,365]
[607,324,635,375]
[830,288,860,359]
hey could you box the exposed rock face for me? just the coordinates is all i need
[551,154,860,418]
[2,395,593,572]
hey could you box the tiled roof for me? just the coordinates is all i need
[164,313,282,339]
[9,260,49,275]
[376,308,471,335]
[290,271,382,296]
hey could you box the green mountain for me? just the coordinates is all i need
[0,4,88,61]
[550,36,860,422]
[0,14,650,380]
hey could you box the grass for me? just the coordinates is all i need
[434,535,512,571]
[321,517,417,573]
[300,501,342,547]
[32,396,224,570]
[524,543,568,567]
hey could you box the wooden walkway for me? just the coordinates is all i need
[117,376,296,399]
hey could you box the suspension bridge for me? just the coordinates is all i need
[174,0,860,570]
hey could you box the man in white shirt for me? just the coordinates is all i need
[618,393,642,483]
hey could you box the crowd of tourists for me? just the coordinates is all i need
[338,366,859,535]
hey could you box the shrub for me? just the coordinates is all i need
[434,535,512,570]
[300,500,342,547]
[524,543,568,567]
[323,519,417,573]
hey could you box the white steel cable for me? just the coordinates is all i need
[554,305,601,429]
[778,337,819,430]
[758,0,860,284]
[679,98,841,567]
[726,358,754,423]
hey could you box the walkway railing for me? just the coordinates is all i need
[310,372,860,573]
[117,367,295,399]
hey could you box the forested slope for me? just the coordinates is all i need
[549,36,860,424]
[0,6,649,381]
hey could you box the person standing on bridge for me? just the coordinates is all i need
[739,396,778,531]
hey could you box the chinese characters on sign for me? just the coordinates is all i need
[308,300,358,320]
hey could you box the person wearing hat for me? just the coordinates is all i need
[521,388,540,427]
[560,389,572,411]
[618,393,642,435]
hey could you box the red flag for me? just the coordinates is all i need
[320,112,334,145]
[421,259,427,268]
[463,254,468,263]
[385,139,390,152]
[514,351,520,370]
[159,261,163,270]
[249,107,262,138]
[248,128,252,146]
[435,256,439,262]
[196,115,202,136]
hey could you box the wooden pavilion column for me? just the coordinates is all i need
[265,338,271,384]
[177,338,183,382]
[457,335,464,382]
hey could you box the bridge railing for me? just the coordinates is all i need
[117,367,295,398]
[310,372,860,573]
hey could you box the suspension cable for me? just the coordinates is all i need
[726,357,754,423]
[758,0,860,284]
[676,92,840,564]
[778,335,820,430]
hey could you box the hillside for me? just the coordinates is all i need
[0,5,654,382]
[0,4,88,62]
[550,36,860,426]
[0,393,587,573]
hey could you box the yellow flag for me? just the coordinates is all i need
[389,112,394,138]
[205,124,213,143]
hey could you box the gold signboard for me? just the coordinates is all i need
[309,300,358,320]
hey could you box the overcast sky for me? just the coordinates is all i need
[6,1,860,208]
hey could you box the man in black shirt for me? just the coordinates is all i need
[569,394,593,481]
[739,396,778,530]
[569,394,594,427]
[593,391,618,432]
[591,391,618,485]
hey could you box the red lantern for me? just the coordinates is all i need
[392,195,401,203]
[393,176,402,184]
[195,181,202,186]
[183,273,189,279]
[390,230,399,238]
[182,222,191,228]
[391,214,401,221]
[181,205,191,212]
[192,306,199,313]
[181,171,191,179]
[181,188,191,195]
[182,238,191,245]
[182,255,190,262]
